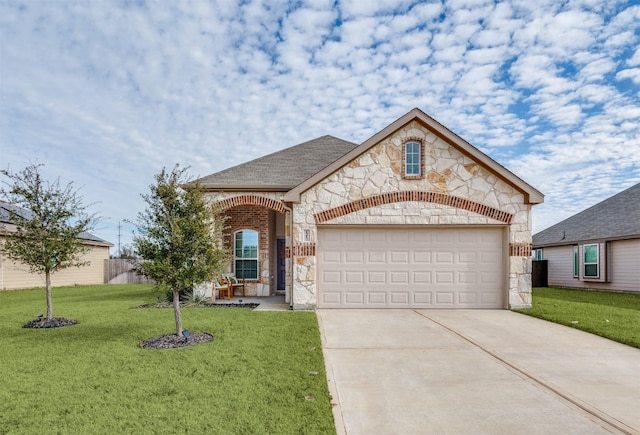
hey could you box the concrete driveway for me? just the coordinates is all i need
[317,309,640,435]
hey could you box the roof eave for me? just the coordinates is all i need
[533,234,640,248]
[201,184,293,193]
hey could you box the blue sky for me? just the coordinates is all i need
[1,0,639,255]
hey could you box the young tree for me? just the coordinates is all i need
[132,165,228,336]
[0,164,99,320]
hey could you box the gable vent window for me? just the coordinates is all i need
[402,141,424,179]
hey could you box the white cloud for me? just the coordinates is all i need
[616,68,640,84]
[0,0,638,245]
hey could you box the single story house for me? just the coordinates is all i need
[198,108,544,309]
[0,201,113,290]
[532,183,640,293]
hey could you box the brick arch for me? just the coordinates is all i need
[314,191,513,224]
[215,195,287,214]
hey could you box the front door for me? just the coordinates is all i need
[277,238,286,291]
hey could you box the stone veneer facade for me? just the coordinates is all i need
[205,121,535,309]
[291,121,533,309]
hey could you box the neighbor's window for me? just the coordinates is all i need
[583,244,599,278]
[404,141,421,177]
[532,249,543,260]
[234,230,258,280]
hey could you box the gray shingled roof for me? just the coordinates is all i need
[0,201,110,244]
[195,135,359,190]
[533,183,640,247]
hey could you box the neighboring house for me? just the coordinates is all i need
[0,201,113,290]
[532,183,640,294]
[197,108,544,309]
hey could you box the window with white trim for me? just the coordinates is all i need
[234,230,258,280]
[404,142,421,177]
[573,246,579,278]
[583,243,599,278]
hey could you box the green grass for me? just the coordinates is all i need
[515,287,640,348]
[0,285,335,434]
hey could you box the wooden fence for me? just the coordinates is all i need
[104,259,154,284]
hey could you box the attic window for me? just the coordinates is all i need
[403,140,424,179]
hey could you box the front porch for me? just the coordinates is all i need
[210,294,291,311]
[205,193,292,303]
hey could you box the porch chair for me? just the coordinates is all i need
[225,275,246,297]
[212,278,232,301]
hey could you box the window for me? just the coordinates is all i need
[234,230,258,280]
[573,246,579,278]
[583,244,599,278]
[404,142,421,177]
[532,249,543,260]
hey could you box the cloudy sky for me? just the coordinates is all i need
[1,0,639,254]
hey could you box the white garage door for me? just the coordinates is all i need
[317,227,504,308]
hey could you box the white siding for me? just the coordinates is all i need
[543,239,640,293]
[545,246,577,288]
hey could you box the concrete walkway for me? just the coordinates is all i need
[317,309,640,435]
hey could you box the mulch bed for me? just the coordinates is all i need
[23,317,78,329]
[140,332,213,349]
[136,301,256,349]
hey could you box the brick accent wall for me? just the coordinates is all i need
[509,242,532,257]
[224,206,270,290]
[314,190,514,224]
[216,195,287,214]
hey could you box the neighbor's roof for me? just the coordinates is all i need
[0,201,112,246]
[533,183,640,247]
[195,135,359,191]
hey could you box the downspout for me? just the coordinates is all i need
[281,201,294,309]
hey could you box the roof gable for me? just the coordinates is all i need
[284,108,544,204]
[195,135,359,191]
[533,183,640,246]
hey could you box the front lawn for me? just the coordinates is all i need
[515,287,640,348]
[0,285,335,434]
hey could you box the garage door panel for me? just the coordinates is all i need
[368,251,386,262]
[435,271,454,284]
[345,271,364,283]
[435,252,454,264]
[413,271,431,283]
[413,292,432,304]
[368,271,386,283]
[413,251,432,263]
[318,227,503,308]
[390,271,409,283]
[322,291,342,305]
[345,251,364,263]
[459,271,477,284]
[345,292,364,304]
[390,292,410,304]
[321,250,342,263]
[390,251,410,263]
[435,292,454,304]
[367,292,386,304]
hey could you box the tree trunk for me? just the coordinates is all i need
[173,289,183,336]
[46,271,53,320]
